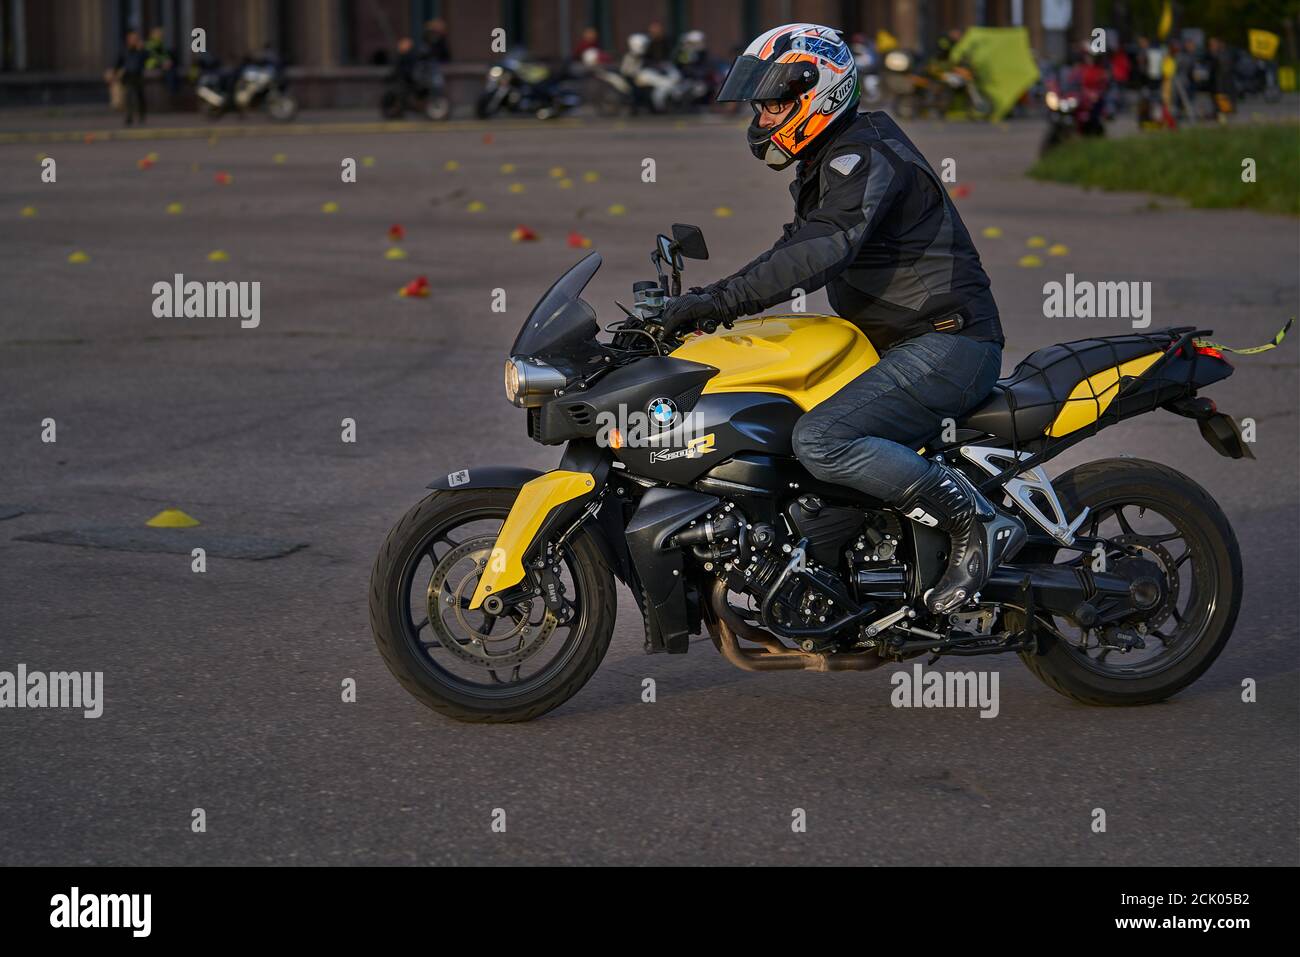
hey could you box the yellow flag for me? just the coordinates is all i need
[1248,29,1279,60]
[1157,1,1172,40]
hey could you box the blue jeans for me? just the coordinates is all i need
[792,333,1002,502]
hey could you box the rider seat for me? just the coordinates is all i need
[959,331,1193,444]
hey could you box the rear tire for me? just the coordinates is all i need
[1016,458,1242,706]
[369,489,617,723]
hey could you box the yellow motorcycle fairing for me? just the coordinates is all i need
[468,470,596,610]
[669,315,879,412]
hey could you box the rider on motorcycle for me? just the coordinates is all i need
[660,23,1024,615]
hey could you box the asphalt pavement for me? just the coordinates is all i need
[2,107,1297,865]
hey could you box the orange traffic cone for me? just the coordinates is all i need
[388,223,405,242]
[510,225,539,242]
[567,231,592,249]
[214,171,232,185]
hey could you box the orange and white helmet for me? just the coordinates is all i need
[718,23,859,169]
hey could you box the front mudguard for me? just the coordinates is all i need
[428,442,628,608]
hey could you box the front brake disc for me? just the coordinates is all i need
[426,537,556,668]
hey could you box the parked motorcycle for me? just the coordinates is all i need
[371,225,1254,723]
[381,57,451,121]
[196,53,296,122]
[477,54,581,120]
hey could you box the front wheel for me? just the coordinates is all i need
[369,489,616,722]
[424,94,451,121]
[1015,458,1242,706]
[267,91,297,122]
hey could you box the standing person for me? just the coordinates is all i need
[1208,37,1236,119]
[646,20,671,64]
[660,23,1024,614]
[422,19,451,63]
[113,31,148,126]
[145,26,178,95]
[574,26,605,63]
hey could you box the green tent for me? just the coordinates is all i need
[949,26,1041,121]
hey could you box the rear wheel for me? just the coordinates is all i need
[1014,458,1242,706]
[369,489,616,722]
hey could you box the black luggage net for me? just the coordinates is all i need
[984,325,1229,482]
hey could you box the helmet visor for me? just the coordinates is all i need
[717,54,819,103]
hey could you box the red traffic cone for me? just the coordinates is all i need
[482,133,494,145]
[567,231,592,249]
[398,276,431,298]
[137,157,155,170]
[388,223,405,242]
[214,171,232,185]
[510,225,539,242]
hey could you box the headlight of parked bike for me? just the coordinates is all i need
[488,66,504,79]
[884,51,911,72]
[1045,90,1060,111]
[504,357,567,408]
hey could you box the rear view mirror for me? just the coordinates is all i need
[671,223,709,260]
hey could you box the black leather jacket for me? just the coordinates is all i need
[703,110,1003,351]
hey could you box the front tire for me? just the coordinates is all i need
[1016,458,1242,706]
[369,489,616,722]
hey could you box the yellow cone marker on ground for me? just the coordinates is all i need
[1048,243,1069,256]
[608,204,626,216]
[550,167,566,178]
[467,200,486,213]
[385,247,408,260]
[20,206,37,218]
[67,251,89,263]
[362,156,375,167]
[508,182,525,193]
[1026,236,1047,248]
[207,250,229,262]
[981,226,1002,238]
[146,509,200,528]
[273,153,287,164]
[583,171,599,183]
[558,178,573,189]
[146,151,159,162]
[166,202,183,214]
[714,206,734,218]
[500,163,516,174]
[1018,254,1043,268]
[444,160,460,171]
[321,201,339,213]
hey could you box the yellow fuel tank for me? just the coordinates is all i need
[670,315,879,412]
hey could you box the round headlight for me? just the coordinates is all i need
[1045,90,1059,111]
[504,358,523,405]
[488,65,504,79]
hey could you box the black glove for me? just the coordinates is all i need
[661,293,729,338]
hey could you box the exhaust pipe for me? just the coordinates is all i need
[705,579,888,673]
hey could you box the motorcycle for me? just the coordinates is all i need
[196,54,297,122]
[477,55,581,120]
[381,58,451,121]
[371,225,1250,723]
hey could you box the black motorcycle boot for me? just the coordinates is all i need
[897,462,1027,615]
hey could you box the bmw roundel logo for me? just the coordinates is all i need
[648,397,678,429]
